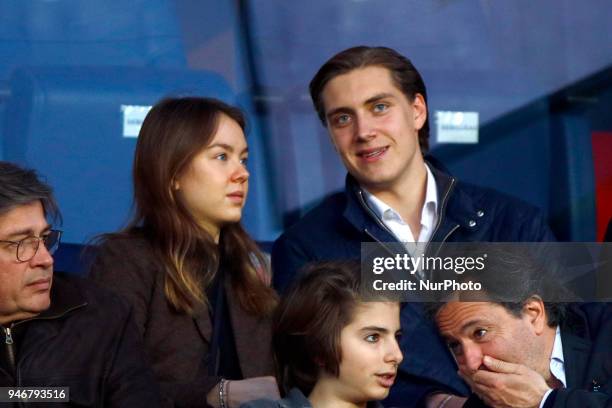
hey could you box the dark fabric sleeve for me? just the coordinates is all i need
[519,207,557,243]
[104,300,163,407]
[543,389,558,408]
[461,393,490,408]
[88,238,154,337]
[159,379,219,408]
[89,239,221,408]
[271,233,312,294]
[534,210,557,242]
[461,387,612,408]
[549,388,612,408]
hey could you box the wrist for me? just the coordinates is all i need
[226,380,232,408]
[438,395,453,408]
[219,378,230,408]
[537,387,553,408]
[426,393,464,408]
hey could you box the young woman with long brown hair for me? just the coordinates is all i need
[89,97,279,408]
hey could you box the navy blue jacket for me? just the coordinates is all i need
[272,165,555,407]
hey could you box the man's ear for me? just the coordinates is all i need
[412,93,427,131]
[522,296,547,335]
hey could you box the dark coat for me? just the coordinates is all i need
[464,303,612,408]
[0,273,161,407]
[272,166,556,407]
[89,234,274,408]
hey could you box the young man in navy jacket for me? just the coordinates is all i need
[272,46,555,408]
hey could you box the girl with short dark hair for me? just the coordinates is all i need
[244,261,402,408]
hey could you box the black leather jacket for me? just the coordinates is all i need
[0,273,161,407]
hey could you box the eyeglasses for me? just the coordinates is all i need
[0,229,62,262]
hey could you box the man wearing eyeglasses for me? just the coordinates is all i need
[0,161,160,407]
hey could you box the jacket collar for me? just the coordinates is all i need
[41,275,88,319]
[11,274,88,328]
[342,175,395,242]
[559,305,593,388]
[342,159,486,240]
[428,164,487,238]
[9,275,88,367]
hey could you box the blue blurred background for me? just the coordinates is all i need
[1,0,611,268]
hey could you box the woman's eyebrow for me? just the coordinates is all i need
[206,143,249,154]
[359,326,388,333]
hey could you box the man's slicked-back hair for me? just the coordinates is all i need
[273,261,363,396]
[309,46,430,153]
[0,161,60,222]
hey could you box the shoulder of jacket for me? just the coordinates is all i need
[54,273,133,319]
[96,232,152,253]
[89,232,162,290]
[280,192,347,237]
[455,180,542,216]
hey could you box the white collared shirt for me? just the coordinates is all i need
[540,327,566,408]
[362,164,438,245]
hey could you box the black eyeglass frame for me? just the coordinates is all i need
[0,229,62,262]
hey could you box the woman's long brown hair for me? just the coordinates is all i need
[123,97,276,316]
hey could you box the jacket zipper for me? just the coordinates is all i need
[364,228,397,258]
[424,177,459,257]
[357,189,398,239]
[357,178,460,250]
[5,327,13,344]
[3,326,17,378]
[358,190,407,259]
[358,178,461,282]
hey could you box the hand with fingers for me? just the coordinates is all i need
[459,356,551,408]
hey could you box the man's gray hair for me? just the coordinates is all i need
[0,161,60,222]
